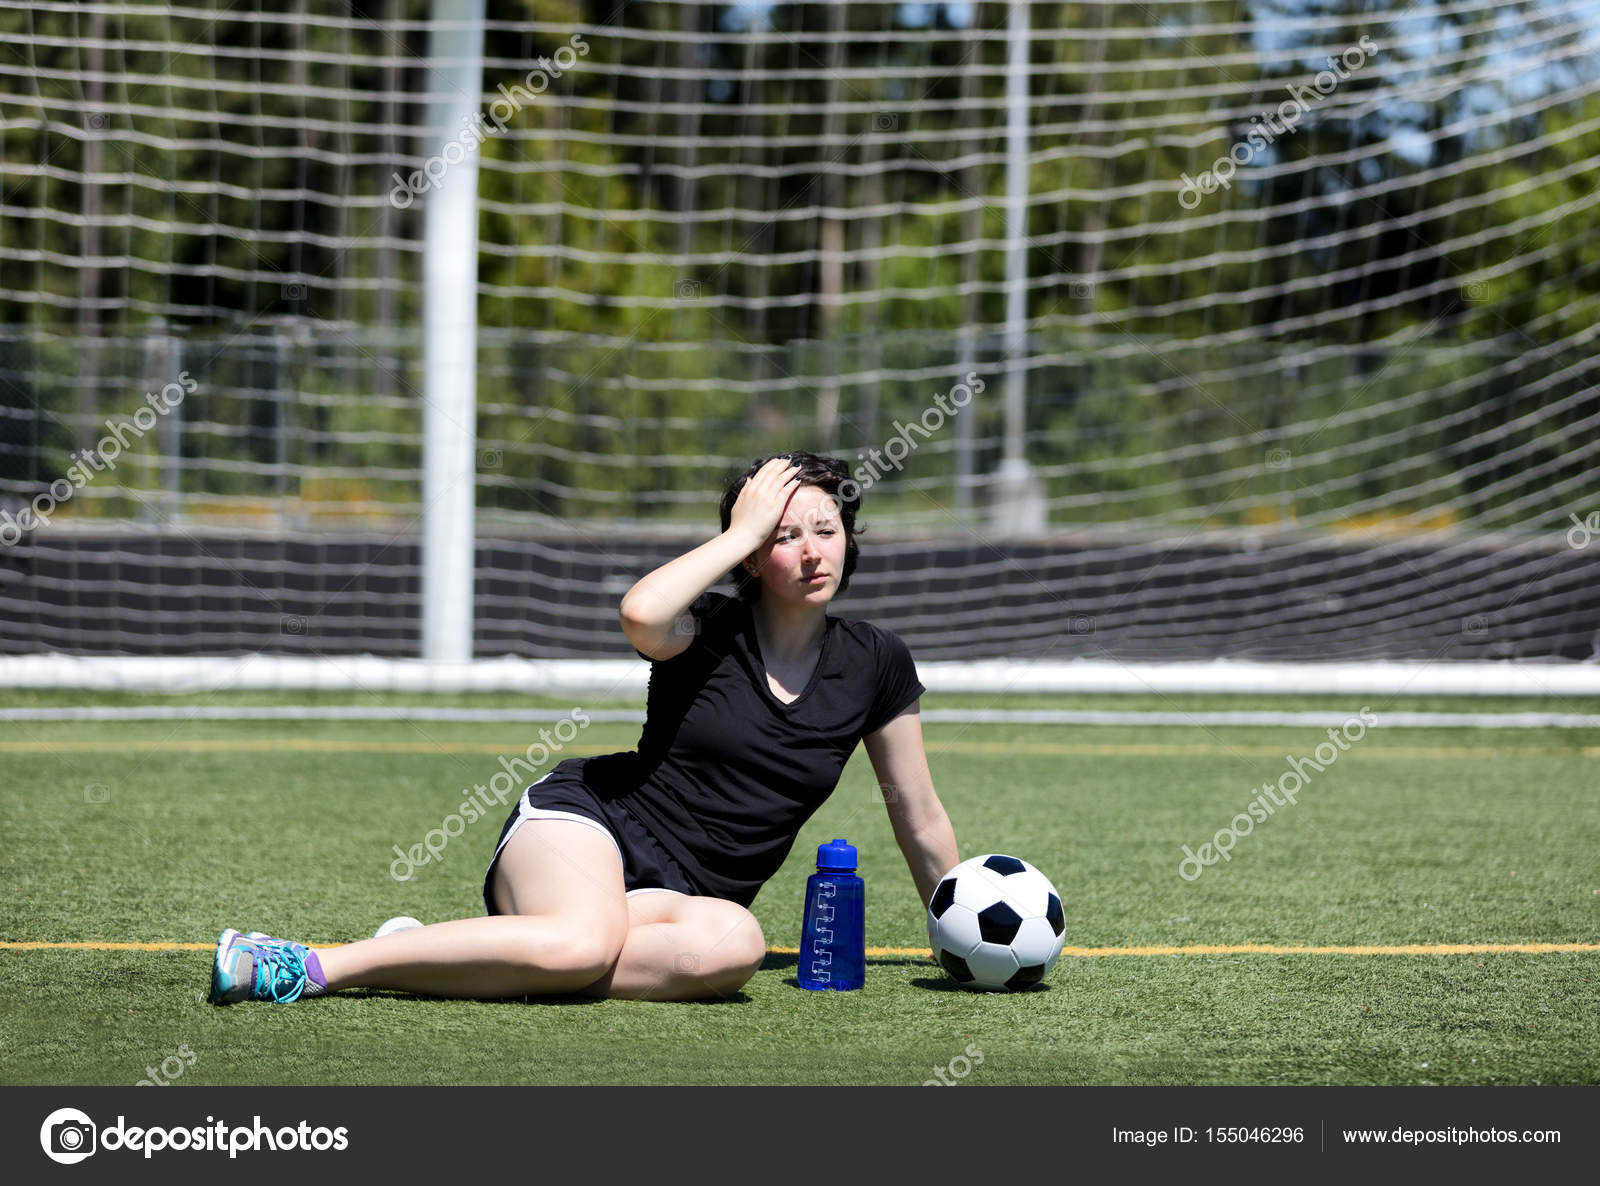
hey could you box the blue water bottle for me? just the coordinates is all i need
[798,838,865,991]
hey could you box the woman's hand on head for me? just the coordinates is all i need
[727,457,802,549]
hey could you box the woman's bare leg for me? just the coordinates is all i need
[577,891,768,1001]
[313,820,629,998]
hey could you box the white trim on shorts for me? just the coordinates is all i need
[491,772,685,900]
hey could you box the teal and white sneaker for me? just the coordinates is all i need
[207,928,327,1004]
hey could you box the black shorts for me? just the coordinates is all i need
[482,763,699,915]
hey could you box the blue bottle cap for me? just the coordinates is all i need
[817,838,857,871]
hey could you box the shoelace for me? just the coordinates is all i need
[250,940,309,1003]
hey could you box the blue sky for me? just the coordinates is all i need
[719,2,975,33]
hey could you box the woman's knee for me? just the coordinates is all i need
[502,912,628,981]
[729,911,768,974]
[702,904,766,980]
[563,922,630,980]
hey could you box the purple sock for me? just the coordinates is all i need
[303,949,328,991]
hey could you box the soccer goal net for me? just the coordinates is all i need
[1,0,1597,691]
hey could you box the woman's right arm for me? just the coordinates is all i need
[619,457,801,660]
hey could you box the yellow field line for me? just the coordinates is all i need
[1,739,1595,759]
[3,940,1596,957]
[1,941,218,951]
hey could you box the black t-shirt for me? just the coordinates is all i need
[573,590,926,907]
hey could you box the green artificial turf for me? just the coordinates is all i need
[1,693,1596,1085]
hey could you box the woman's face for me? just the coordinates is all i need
[742,483,849,606]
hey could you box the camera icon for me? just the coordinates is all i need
[1266,447,1293,470]
[86,112,108,130]
[280,614,308,636]
[1069,614,1096,635]
[674,612,701,636]
[40,1108,97,1164]
[83,782,111,804]
[1068,280,1095,301]
[479,448,503,470]
[675,279,703,300]
[672,952,701,974]
[282,282,307,301]
[872,112,898,131]
[1463,280,1488,302]
[872,781,900,805]
[1462,614,1490,636]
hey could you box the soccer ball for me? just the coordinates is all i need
[374,915,423,939]
[927,854,1065,992]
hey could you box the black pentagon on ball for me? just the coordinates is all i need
[976,900,1023,945]
[929,877,957,919]
[1045,892,1064,937]
[981,854,1027,877]
[938,949,974,982]
[1005,963,1047,991]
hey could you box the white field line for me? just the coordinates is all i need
[5,655,1600,696]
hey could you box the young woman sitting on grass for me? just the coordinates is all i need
[206,451,960,1004]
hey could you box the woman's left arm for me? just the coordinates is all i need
[862,700,959,908]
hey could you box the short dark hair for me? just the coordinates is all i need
[718,451,866,603]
